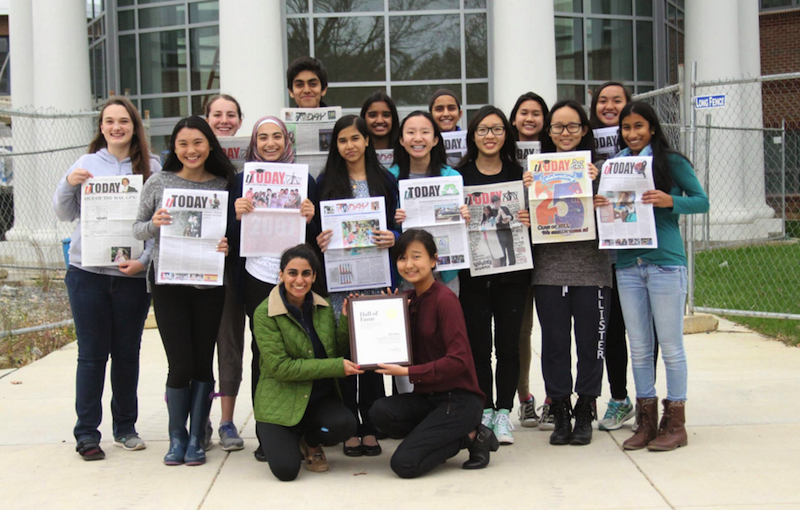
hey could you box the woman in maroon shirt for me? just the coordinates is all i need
[370,229,498,478]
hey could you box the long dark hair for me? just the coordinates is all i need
[393,111,448,180]
[617,101,677,192]
[89,97,152,181]
[508,92,549,142]
[589,81,632,129]
[456,105,522,176]
[318,115,391,201]
[279,244,328,298]
[540,100,597,160]
[360,92,400,147]
[162,116,237,185]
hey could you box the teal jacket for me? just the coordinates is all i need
[388,163,461,284]
[253,286,350,427]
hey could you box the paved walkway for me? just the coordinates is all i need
[2,316,800,510]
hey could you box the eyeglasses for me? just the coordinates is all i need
[476,126,505,137]
[548,123,583,134]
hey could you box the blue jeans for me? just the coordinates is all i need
[616,262,688,402]
[66,267,151,443]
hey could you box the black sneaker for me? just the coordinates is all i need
[76,440,105,461]
[570,395,597,446]
[549,398,573,446]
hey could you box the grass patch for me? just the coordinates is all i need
[694,240,800,346]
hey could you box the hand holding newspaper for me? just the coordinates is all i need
[399,175,470,272]
[596,156,658,249]
[80,175,144,267]
[157,188,229,286]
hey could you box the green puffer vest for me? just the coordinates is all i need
[252,286,350,427]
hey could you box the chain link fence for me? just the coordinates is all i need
[0,108,99,367]
[634,66,800,321]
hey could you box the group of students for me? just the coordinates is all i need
[54,56,708,481]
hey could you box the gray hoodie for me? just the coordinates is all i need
[52,148,162,278]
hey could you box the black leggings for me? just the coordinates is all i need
[150,276,225,389]
[371,391,482,479]
[243,272,276,403]
[256,397,356,481]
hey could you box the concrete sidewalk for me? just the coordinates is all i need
[2,316,800,510]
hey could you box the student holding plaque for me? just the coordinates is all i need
[455,106,531,446]
[133,116,235,466]
[370,229,498,477]
[508,92,550,430]
[316,115,399,457]
[252,244,360,481]
[228,115,319,461]
[54,97,160,461]
[360,92,399,151]
[532,101,609,447]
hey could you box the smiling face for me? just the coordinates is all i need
[174,127,211,172]
[280,257,315,306]
[100,104,134,151]
[399,115,438,162]
[474,113,506,158]
[620,112,653,155]
[337,125,368,166]
[257,123,286,162]
[548,106,588,152]
[397,240,436,286]
[595,85,627,127]
[431,95,462,132]
[513,100,545,141]
[289,70,327,108]
[207,98,242,137]
[365,101,393,140]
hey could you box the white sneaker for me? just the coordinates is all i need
[518,396,539,428]
[537,401,555,431]
[493,409,515,445]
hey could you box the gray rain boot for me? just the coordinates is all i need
[184,380,215,466]
[164,386,191,465]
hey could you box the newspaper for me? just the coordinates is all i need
[464,181,533,277]
[218,136,250,173]
[593,127,619,158]
[80,175,144,267]
[515,141,541,168]
[320,196,392,292]
[375,149,394,168]
[399,175,470,272]
[528,150,597,244]
[281,106,342,178]
[240,162,309,257]
[157,188,228,286]
[596,156,658,249]
[441,131,467,167]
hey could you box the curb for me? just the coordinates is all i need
[684,313,719,334]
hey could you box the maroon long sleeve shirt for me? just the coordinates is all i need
[405,281,484,404]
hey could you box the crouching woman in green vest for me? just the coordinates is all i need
[253,244,362,481]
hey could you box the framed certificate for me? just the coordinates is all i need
[347,294,412,369]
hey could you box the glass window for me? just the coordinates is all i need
[118,9,135,31]
[91,43,106,101]
[392,83,460,107]
[467,82,488,105]
[325,86,386,108]
[590,0,632,15]
[465,0,487,8]
[636,0,653,16]
[0,36,9,95]
[139,30,188,95]
[465,13,488,79]
[389,0,459,11]
[554,0,582,13]
[119,34,137,95]
[313,0,383,13]
[190,1,219,24]
[636,20,653,81]
[286,0,309,14]
[190,26,220,91]
[587,19,633,81]
[142,96,189,119]
[314,16,385,82]
[191,94,216,116]
[557,83,586,104]
[390,14,460,81]
[118,0,133,6]
[139,5,186,30]
[761,0,795,8]
[287,18,310,64]
[555,17,584,80]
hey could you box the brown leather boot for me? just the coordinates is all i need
[647,399,688,452]
[622,397,658,450]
